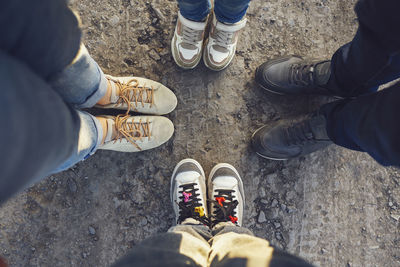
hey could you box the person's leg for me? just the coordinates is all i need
[214,0,251,24]
[319,82,400,166]
[326,0,400,97]
[255,0,400,97]
[112,221,211,267]
[177,0,211,22]
[0,51,101,205]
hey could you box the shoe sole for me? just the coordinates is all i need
[170,158,206,204]
[251,125,290,161]
[207,163,245,208]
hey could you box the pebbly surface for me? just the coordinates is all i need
[1,0,400,266]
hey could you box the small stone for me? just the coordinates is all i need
[390,214,400,221]
[88,226,96,235]
[149,49,161,61]
[216,117,222,123]
[216,92,222,98]
[287,206,296,213]
[320,248,327,254]
[280,204,287,211]
[258,211,267,223]
[31,247,36,252]
[271,199,278,208]
[67,178,77,193]
[109,15,120,27]
[389,201,393,207]
[260,199,269,205]
[259,188,266,198]
[273,222,281,228]
[275,232,283,240]
[139,217,148,226]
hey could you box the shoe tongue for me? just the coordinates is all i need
[314,61,331,86]
[104,119,115,143]
[108,79,119,103]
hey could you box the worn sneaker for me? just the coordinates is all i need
[171,11,207,69]
[203,15,247,71]
[251,114,333,160]
[255,56,333,96]
[96,76,177,115]
[98,115,174,152]
[171,159,210,225]
[208,163,245,227]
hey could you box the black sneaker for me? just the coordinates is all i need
[251,114,333,160]
[207,163,245,227]
[255,56,333,96]
[171,159,210,226]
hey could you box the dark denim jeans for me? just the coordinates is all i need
[177,0,250,23]
[320,0,400,166]
[0,0,106,205]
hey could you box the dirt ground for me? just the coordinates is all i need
[1,0,400,266]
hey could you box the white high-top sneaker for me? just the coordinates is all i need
[96,76,177,115]
[171,11,208,69]
[208,163,245,227]
[98,115,174,152]
[171,159,209,225]
[203,14,247,71]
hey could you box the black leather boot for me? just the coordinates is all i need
[255,56,333,96]
[251,114,333,160]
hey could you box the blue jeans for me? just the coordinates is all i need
[177,0,250,23]
[0,0,106,204]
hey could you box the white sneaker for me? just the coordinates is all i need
[98,115,174,152]
[171,11,207,69]
[171,159,209,225]
[96,75,177,115]
[208,163,245,227]
[203,15,247,71]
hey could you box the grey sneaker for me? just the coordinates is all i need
[98,115,174,152]
[171,159,210,225]
[251,114,333,160]
[203,14,247,71]
[96,75,177,115]
[208,163,245,227]
[171,11,207,69]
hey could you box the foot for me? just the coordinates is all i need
[255,56,333,95]
[97,115,174,152]
[171,159,209,225]
[96,75,177,115]
[171,11,207,69]
[251,114,333,160]
[208,163,245,227]
[203,14,246,71]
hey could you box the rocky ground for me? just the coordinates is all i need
[1,0,400,266]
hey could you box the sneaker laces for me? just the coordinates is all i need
[210,190,238,227]
[113,114,151,151]
[289,63,320,86]
[176,183,210,225]
[107,77,154,113]
[214,28,235,48]
[284,120,315,146]
[181,24,203,47]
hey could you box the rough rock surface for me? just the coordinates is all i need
[1,0,400,266]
